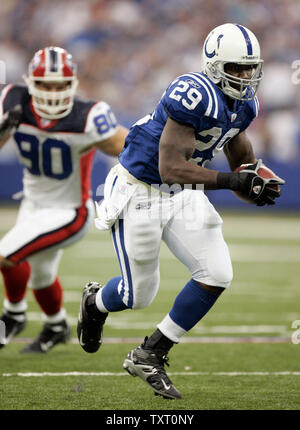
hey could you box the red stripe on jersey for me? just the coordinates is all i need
[8,206,88,264]
[30,99,58,129]
[80,148,96,205]
[32,50,46,77]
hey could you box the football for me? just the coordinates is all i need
[232,163,281,204]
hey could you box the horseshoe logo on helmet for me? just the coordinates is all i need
[204,33,224,58]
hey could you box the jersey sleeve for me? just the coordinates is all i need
[84,101,118,143]
[160,75,212,129]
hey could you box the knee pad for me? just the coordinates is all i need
[207,240,233,287]
[27,250,62,289]
[193,237,233,289]
[28,269,57,290]
[130,272,160,310]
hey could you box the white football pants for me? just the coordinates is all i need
[96,164,233,310]
[0,198,94,289]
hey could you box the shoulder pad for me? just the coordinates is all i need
[84,101,118,141]
[246,96,260,120]
[161,73,219,128]
[48,97,96,133]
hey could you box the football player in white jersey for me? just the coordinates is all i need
[0,46,128,353]
[76,24,286,399]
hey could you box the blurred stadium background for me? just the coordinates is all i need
[0,0,299,209]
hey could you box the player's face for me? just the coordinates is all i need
[224,63,255,78]
[34,81,72,115]
[224,63,256,90]
[35,81,70,92]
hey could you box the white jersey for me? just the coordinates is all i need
[0,84,118,208]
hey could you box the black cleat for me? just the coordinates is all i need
[77,282,108,353]
[123,338,182,399]
[0,310,26,348]
[20,320,71,354]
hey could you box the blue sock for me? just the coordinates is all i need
[101,276,128,312]
[169,279,221,331]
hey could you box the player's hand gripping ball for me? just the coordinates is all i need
[233,159,285,206]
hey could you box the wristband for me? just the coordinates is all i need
[216,172,240,191]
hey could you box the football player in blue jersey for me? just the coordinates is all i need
[77,23,285,399]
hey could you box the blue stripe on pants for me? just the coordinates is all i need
[112,221,125,299]
[118,218,133,308]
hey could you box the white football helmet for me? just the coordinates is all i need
[202,23,263,101]
[23,47,78,119]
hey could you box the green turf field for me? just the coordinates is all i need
[0,206,300,410]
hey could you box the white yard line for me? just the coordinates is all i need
[12,335,291,345]
[2,209,300,240]
[192,325,289,334]
[25,312,291,335]
[26,284,299,298]
[222,215,300,240]
[72,240,300,262]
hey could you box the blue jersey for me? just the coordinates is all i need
[119,72,259,184]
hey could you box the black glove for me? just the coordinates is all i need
[217,159,285,206]
[0,104,22,139]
